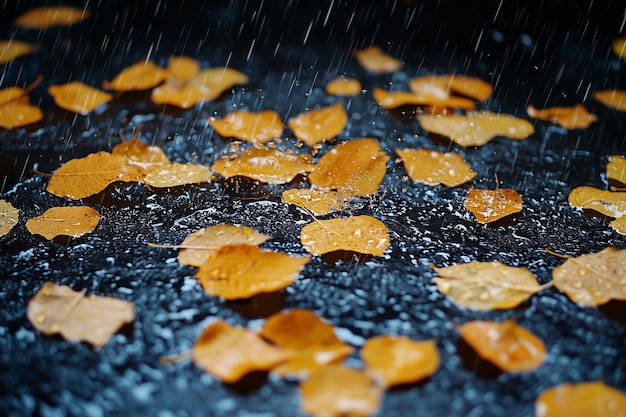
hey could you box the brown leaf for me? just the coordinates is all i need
[48,82,113,115]
[192,320,286,383]
[354,46,403,73]
[361,335,440,387]
[464,188,523,223]
[210,110,283,143]
[288,102,348,146]
[195,244,310,299]
[0,199,19,237]
[432,262,547,310]
[526,104,596,129]
[536,381,626,417]
[143,163,213,188]
[396,148,476,187]
[26,206,100,240]
[325,76,362,96]
[14,6,90,28]
[457,319,546,372]
[0,40,37,64]
[27,282,134,348]
[593,90,626,112]
[282,188,353,216]
[568,186,626,218]
[300,215,390,256]
[551,247,626,306]
[102,61,168,91]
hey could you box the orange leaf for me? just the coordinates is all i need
[300,215,390,256]
[396,148,476,187]
[300,365,383,417]
[408,74,493,102]
[0,86,28,106]
[143,163,213,188]
[612,37,626,60]
[354,46,403,73]
[536,381,626,417]
[362,335,440,387]
[111,130,171,171]
[14,6,90,29]
[527,104,596,129]
[166,56,200,83]
[210,110,283,143]
[464,188,523,223]
[26,206,100,240]
[308,138,389,196]
[0,199,19,237]
[27,282,134,348]
[568,186,626,218]
[186,67,249,101]
[0,99,43,129]
[102,61,168,91]
[607,155,626,184]
[282,188,352,216]
[192,320,286,383]
[0,40,37,64]
[593,89,626,112]
[48,82,113,115]
[288,102,348,146]
[195,244,310,299]
[445,75,493,102]
[325,76,362,96]
[457,319,546,372]
[373,86,476,110]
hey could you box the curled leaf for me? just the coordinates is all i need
[464,188,523,223]
[143,163,213,188]
[527,104,596,129]
[396,148,476,187]
[536,381,626,417]
[325,76,362,96]
[593,90,626,112]
[26,206,100,240]
[288,102,348,147]
[568,186,626,218]
[0,40,37,64]
[0,199,19,237]
[102,61,168,91]
[14,6,90,28]
[354,45,402,73]
[48,82,113,115]
[210,110,283,143]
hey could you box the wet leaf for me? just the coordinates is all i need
[195,244,310,299]
[361,335,440,387]
[526,104,596,129]
[48,82,113,115]
[308,138,390,196]
[188,68,249,100]
[192,319,286,383]
[166,56,200,83]
[0,86,43,129]
[0,199,19,237]
[457,319,546,372]
[102,61,168,91]
[300,215,390,256]
[143,163,213,188]
[177,224,270,267]
[612,37,626,60]
[14,6,90,28]
[47,151,144,199]
[464,188,523,223]
[568,186,626,218]
[593,89,626,112]
[288,102,348,147]
[354,45,403,73]
[282,188,352,216]
[325,76,362,96]
[606,155,626,184]
[432,262,547,311]
[27,282,134,348]
[445,75,493,102]
[373,86,476,110]
[26,206,100,240]
[417,111,534,146]
[210,110,283,143]
[0,40,37,64]
[609,216,626,235]
[551,247,626,306]
[408,74,493,102]
[396,148,476,187]
[111,130,171,171]
[300,365,383,417]
[211,145,314,184]
[536,381,626,417]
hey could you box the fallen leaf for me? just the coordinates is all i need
[536,381,626,417]
[0,86,28,105]
[0,199,19,237]
[26,206,100,240]
[373,86,476,110]
[593,90,626,112]
[526,104,596,129]
[211,145,314,184]
[551,247,626,306]
[445,75,493,102]
[46,151,144,199]
[308,138,390,196]
[187,68,249,101]
[606,155,626,185]
[166,56,200,83]
[282,188,352,216]
[457,319,546,372]
[300,365,383,417]
[432,262,547,310]
[568,186,626,218]
[408,74,493,102]
[0,40,37,64]
[102,60,168,91]
[192,319,286,383]
[612,37,626,60]
[0,86,43,129]
[325,76,362,96]
[417,111,534,146]
[361,335,440,387]
[609,216,626,235]
[464,188,523,223]
[27,282,134,348]
[396,148,476,187]
[210,110,283,143]
[48,81,113,115]
[14,6,90,28]
[288,102,348,146]
[143,163,213,188]
[354,45,403,73]
[300,215,390,256]
[177,224,270,267]
[195,244,310,299]
[111,129,171,171]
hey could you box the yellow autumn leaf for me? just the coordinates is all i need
[25,206,100,240]
[0,199,19,237]
[396,148,476,187]
[48,82,113,115]
[288,102,348,146]
[143,163,213,188]
[14,6,90,28]
[0,40,37,64]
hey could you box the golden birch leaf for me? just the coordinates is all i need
[111,131,170,171]
[354,45,403,73]
[606,155,626,184]
[14,6,90,28]
[568,186,626,218]
[210,110,283,143]
[0,199,19,237]
[613,37,626,59]
[48,82,113,115]
[26,206,100,240]
[288,102,348,146]
[282,188,352,216]
[396,148,476,187]
[325,77,362,96]
[0,87,27,105]
[177,224,270,267]
[0,40,37,64]
[151,82,211,109]
[526,104,596,129]
[195,245,310,300]
[536,381,626,417]
[457,319,546,372]
[593,90,626,112]
[464,188,523,223]
[102,61,168,91]
[432,262,547,311]
[192,320,287,384]
[445,75,493,102]
[373,86,476,110]
[143,163,213,188]
[551,247,626,306]
[361,335,440,387]
[27,282,134,348]
[610,216,626,235]
[187,67,249,101]
[300,215,390,256]
[166,56,200,83]
[0,87,43,129]
[417,111,534,146]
